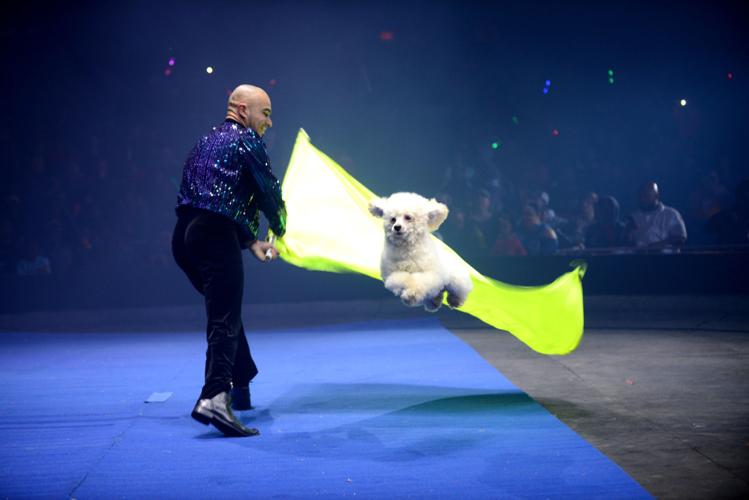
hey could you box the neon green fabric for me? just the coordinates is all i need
[273,129,586,354]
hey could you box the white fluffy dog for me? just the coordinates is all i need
[368,192,473,312]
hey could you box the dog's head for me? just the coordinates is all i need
[368,192,449,245]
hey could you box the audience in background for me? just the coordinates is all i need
[5,128,749,278]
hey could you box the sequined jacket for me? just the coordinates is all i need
[176,120,286,245]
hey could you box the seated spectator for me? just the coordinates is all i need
[557,192,597,249]
[457,188,494,257]
[586,195,626,248]
[491,215,526,256]
[533,191,566,230]
[705,177,749,245]
[626,181,687,249]
[516,204,558,256]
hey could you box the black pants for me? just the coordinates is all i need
[171,207,258,400]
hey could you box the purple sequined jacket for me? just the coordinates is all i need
[176,119,286,243]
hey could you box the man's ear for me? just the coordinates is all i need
[427,199,449,231]
[368,198,386,218]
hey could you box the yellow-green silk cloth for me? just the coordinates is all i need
[273,129,586,355]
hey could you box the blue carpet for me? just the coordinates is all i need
[0,318,650,498]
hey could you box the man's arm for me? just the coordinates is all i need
[241,135,287,238]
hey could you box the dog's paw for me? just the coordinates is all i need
[400,289,422,307]
[424,292,445,313]
[447,293,465,308]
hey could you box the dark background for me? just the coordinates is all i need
[1,0,748,312]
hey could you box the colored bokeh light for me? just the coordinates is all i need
[164,68,172,77]
[542,87,549,94]
[512,115,519,125]
[727,72,733,80]
[379,31,394,41]
[168,57,175,66]
[206,66,214,74]
[491,142,499,150]
[607,69,614,76]
[608,77,615,84]
[269,79,278,87]
[552,128,560,136]
[680,99,687,106]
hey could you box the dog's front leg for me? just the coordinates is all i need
[384,271,411,298]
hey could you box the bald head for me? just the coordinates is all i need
[226,84,273,136]
[638,181,660,211]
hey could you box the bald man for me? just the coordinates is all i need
[172,84,286,437]
[627,181,687,249]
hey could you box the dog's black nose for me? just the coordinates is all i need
[393,224,402,232]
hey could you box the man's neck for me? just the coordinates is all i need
[225,111,245,127]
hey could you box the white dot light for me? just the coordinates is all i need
[206,66,214,74]
[680,99,687,106]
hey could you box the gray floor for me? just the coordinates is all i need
[444,296,749,499]
[2,296,748,498]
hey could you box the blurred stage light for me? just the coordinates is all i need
[164,68,172,77]
[491,141,502,150]
[512,115,519,125]
[552,128,560,136]
[727,72,733,80]
[542,87,549,94]
[206,66,214,74]
[379,31,394,41]
[542,80,551,94]
[168,57,175,66]
[680,99,687,106]
[269,79,278,87]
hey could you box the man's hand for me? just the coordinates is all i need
[250,240,279,262]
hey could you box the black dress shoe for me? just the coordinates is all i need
[191,391,259,437]
[231,386,252,411]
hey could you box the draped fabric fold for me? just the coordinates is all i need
[273,129,585,355]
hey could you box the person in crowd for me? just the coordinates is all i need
[534,191,565,230]
[705,178,749,245]
[491,215,526,256]
[557,192,597,249]
[516,204,558,256]
[586,195,626,248]
[626,181,687,249]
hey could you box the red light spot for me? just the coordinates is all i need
[552,128,560,136]
[269,79,277,87]
[379,31,394,41]
[727,72,733,80]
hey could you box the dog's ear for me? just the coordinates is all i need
[368,198,386,218]
[426,199,449,231]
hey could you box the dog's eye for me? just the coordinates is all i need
[404,215,413,221]
[390,217,396,223]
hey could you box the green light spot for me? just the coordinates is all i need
[608,77,615,84]
[608,69,614,76]
[511,116,519,125]
[491,142,499,150]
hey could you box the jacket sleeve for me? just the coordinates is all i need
[241,134,287,237]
